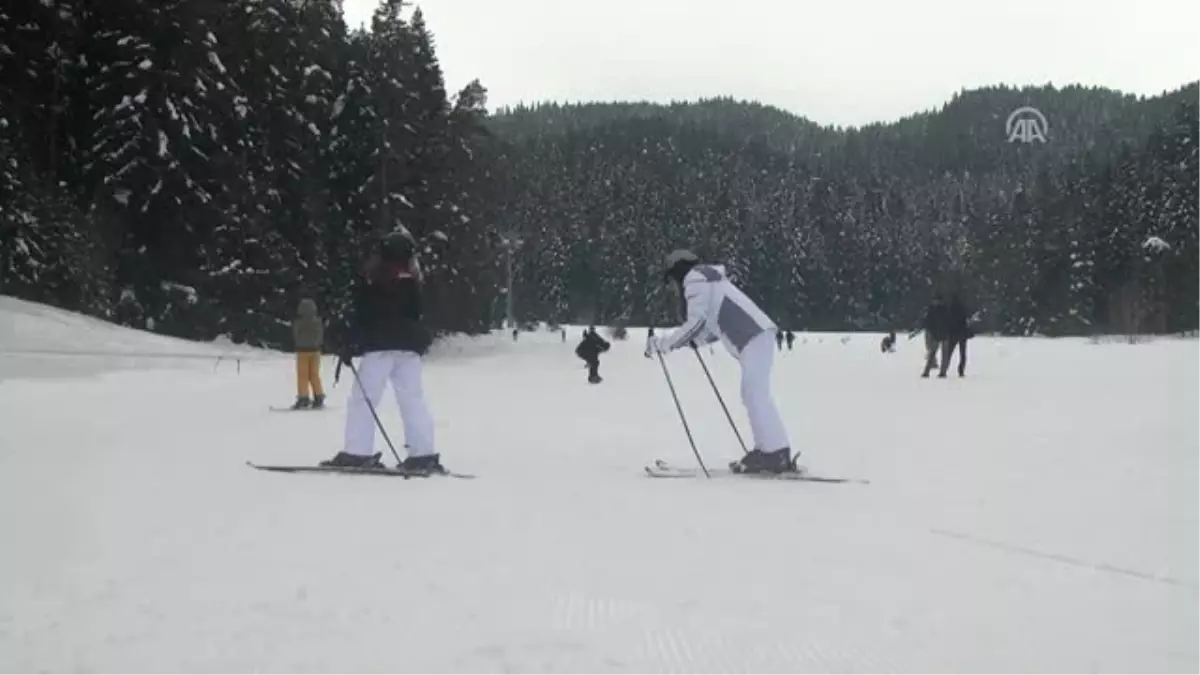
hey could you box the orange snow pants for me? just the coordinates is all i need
[296,351,325,398]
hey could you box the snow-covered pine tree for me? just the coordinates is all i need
[1149,98,1198,332]
[365,0,417,235]
[320,28,379,341]
[403,8,450,241]
[0,0,114,316]
[0,0,85,182]
[201,0,347,344]
[399,8,458,330]
[433,78,499,332]
[79,0,238,338]
[0,124,113,315]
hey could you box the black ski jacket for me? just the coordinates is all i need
[342,274,432,357]
[922,302,950,340]
[945,297,972,340]
[575,330,610,362]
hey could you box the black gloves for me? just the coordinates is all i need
[334,347,357,385]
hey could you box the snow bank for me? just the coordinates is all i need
[0,295,270,381]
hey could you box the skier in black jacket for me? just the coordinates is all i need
[325,230,439,471]
[939,293,972,377]
[575,326,610,384]
[918,294,950,378]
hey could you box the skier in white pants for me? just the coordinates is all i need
[644,249,793,473]
[323,230,439,472]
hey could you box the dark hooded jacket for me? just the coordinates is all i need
[575,328,610,363]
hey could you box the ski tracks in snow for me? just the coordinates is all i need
[546,590,904,673]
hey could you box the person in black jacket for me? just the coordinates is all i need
[323,231,439,471]
[575,326,610,384]
[918,294,950,378]
[939,292,972,377]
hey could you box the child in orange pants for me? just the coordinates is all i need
[292,298,326,409]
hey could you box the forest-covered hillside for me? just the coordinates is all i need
[489,86,1198,335]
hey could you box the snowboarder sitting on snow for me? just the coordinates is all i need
[576,326,610,384]
[645,249,794,474]
[324,230,438,471]
[291,298,326,409]
[880,331,897,353]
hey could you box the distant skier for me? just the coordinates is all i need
[291,297,326,409]
[576,326,610,383]
[775,330,784,351]
[512,327,519,342]
[916,294,950,378]
[561,328,566,342]
[880,331,897,353]
[644,327,656,358]
[785,330,795,351]
[325,231,438,471]
[645,249,793,474]
[940,293,972,377]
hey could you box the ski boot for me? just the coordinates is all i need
[311,394,326,409]
[291,396,312,410]
[730,448,794,474]
[401,454,445,475]
[319,451,383,468]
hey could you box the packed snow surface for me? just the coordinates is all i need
[0,296,1196,672]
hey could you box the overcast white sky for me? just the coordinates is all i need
[341,0,1199,128]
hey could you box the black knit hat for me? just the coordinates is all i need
[378,230,415,264]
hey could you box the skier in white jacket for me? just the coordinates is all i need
[644,249,794,473]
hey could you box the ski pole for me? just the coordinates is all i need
[692,349,749,454]
[656,352,710,479]
[346,360,404,466]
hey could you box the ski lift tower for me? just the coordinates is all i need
[500,233,523,330]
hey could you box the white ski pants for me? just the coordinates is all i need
[344,350,435,458]
[739,330,790,452]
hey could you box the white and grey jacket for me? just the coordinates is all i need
[658,264,777,358]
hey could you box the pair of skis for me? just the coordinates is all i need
[259,404,472,477]
[269,405,335,412]
[643,459,868,484]
[246,459,863,484]
[247,461,475,480]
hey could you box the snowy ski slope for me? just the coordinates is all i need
[0,296,1196,672]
